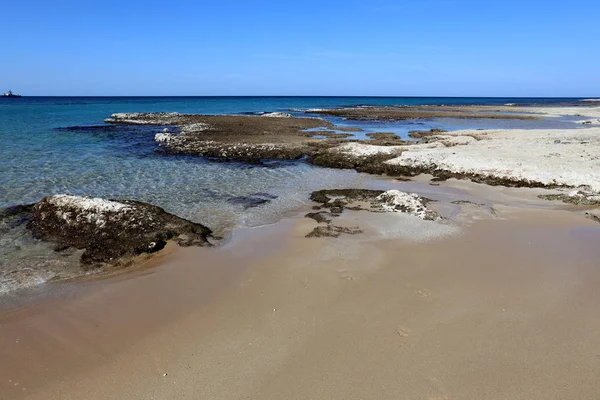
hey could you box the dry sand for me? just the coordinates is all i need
[1,179,600,400]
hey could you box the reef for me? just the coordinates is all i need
[305,188,441,238]
[304,106,540,121]
[26,195,213,267]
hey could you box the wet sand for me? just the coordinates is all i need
[2,179,600,400]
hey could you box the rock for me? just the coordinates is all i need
[585,211,600,223]
[305,211,333,223]
[538,191,600,205]
[227,193,278,209]
[365,132,409,145]
[305,225,362,238]
[155,132,175,143]
[304,188,442,238]
[374,190,440,220]
[309,188,439,219]
[310,189,385,205]
[408,128,448,139]
[179,122,211,133]
[27,195,212,267]
[309,143,404,175]
[104,112,181,124]
[261,112,293,118]
[306,106,539,121]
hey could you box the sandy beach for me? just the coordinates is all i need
[2,103,600,400]
[4,0,600,396]
[2,175,600,400]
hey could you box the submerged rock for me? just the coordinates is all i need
[27,195,213,267]
[227,193,278,209]
[408,128,448,139]
[538,190,600,206]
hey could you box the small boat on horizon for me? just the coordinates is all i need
[3,90,22,98]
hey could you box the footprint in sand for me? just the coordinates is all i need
[396,327,410,338]
[337,268,355,281]
[426,377,449,400]
[414,287,444,307]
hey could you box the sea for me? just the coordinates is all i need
[0,96,587,294]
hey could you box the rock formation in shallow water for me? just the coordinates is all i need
[305,188,441,238]
[374,190,440,220]
[27,195,213,267]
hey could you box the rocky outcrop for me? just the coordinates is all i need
[106,112,343,163]
[227,193,278,209]
[105,112,182,125]
[261,112,293,118]
[306,225,362,238]
[538,190,600,205]
[408,128,448,139]
[27,195,213,267]
[309,142,405,174]
[305,188,440,238]
[374,190,440,220]
[305,106,539,121]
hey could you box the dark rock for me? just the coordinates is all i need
[0,203,34,217]
[26,195,213,267]
[365,132,409,145]
[585,212,600,223]
[250,192,278,200]
[408,128,448,139]
[305,225,363,238]
[310,189,385,205]
[0,204,35,233]
[305,211,333,223]
[306,107,539,121]
[538,193,600,205]
[227,192,278,209]
[309,150,404,176]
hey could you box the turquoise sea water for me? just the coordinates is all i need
[0,96,587,294]
[0,96,584,211]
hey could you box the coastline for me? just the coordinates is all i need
[0,177,600,399]
[2,101,600,399]
[2,176,600,399]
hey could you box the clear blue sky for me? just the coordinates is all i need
[2,0,599,96]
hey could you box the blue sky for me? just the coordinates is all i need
[2,0,599,96]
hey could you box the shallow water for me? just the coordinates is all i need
[0,96,587,293]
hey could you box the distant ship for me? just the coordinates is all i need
[2,90,22,98]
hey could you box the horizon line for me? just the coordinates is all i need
[2,95,596,99]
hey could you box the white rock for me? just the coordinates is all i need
[375,190,440,221]
[261,112,293,118]
[179,122,211,133]
[47,195,131,213]
[336,142,404,157]
[383,127,600,192]
[155,133,175,143]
